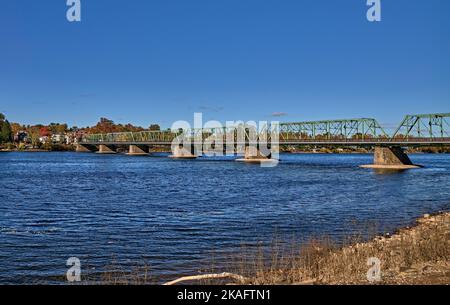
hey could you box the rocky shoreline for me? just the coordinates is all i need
[238,212,450,285]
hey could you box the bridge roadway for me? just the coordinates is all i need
[81,138,450,146]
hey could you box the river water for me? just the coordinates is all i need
[0,152,449,284]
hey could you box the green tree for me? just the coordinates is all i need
[0,113,12,144]
[149,124,161,131]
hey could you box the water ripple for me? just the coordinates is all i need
[0,152,449,283]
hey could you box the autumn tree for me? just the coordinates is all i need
[10,122,23,136]
[27,126,42,148]
[40,126,51,137]
[49,123,68,134]
[86,118,145,134]
[149,124,161,131]
[91,118,116,134]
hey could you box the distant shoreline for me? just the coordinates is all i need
[1,149,54,152]
[0,144,75,153]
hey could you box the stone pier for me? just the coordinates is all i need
[76,144,96,153]
[127,145,149,156]
[236,146,278,164]
[96,144,117,154]
[360,146,421,169]
[169,145,197,159]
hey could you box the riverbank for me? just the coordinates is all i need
[232,212,450,285]
[91,211,449,285]
[0,144,75,152]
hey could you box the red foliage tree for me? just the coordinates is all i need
[39,126,51,137]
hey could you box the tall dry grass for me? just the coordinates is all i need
[230,213,449,284]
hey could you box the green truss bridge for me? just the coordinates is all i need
[78,113,450,169]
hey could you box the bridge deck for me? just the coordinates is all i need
[82,138,450,146]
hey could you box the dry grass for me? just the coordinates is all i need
[70,258,157,285]
[230,212,450,285]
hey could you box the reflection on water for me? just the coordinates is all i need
[0,152,449,284]
[372,168,410,175]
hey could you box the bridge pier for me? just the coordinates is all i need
[360,146,421,169]
[127,145,149,156]
[76,144,96,153]
[96,144,117,154]
[169,145,197,159]
[236,146,278,164]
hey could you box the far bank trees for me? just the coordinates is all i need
[0,113,12,144]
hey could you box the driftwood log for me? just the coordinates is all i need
[163,272,247,285]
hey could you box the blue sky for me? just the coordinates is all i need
[0,0,449,130]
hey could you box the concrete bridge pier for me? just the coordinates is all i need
[236,146,278,164]
[169,145,197,159]
[76,144,97,153]
[360,146,421,169]
[127,145,149,156]
[96,144,117,154]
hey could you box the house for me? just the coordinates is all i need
[51,134,65,144]
[14,131,28,143]
[39,136,49,143]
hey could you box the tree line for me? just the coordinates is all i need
[0,113,161,145]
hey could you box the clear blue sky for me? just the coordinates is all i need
[1,0,449,130]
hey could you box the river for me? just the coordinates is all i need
[0,152,449,284]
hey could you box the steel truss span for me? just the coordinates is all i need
[82,113,450,146]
